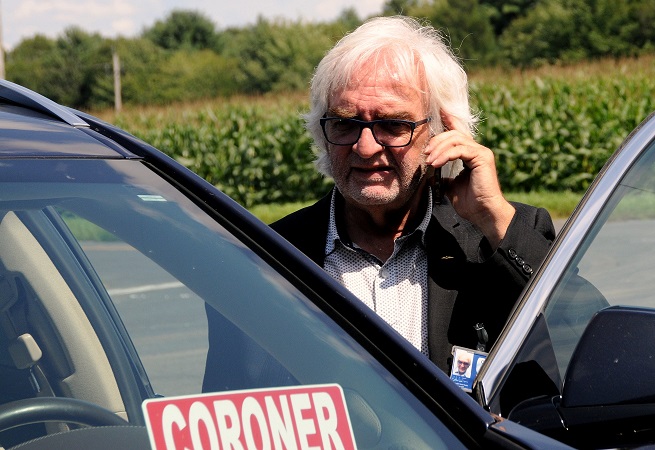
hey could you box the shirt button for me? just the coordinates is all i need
[380,267,390,278]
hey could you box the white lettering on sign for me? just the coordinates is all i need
[266,395,294,449]
[143,384,357,450]
[190,402,220,450]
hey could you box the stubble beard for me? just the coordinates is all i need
[335,162,428,208]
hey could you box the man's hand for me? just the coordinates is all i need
[423,112,515,249]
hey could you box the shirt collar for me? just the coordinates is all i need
[326,188,433,255]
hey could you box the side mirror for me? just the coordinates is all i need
[510,306,655,448]
[562,305,655,407]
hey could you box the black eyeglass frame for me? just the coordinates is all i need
[319,116,432,147]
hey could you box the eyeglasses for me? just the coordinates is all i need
[320,116,431,147]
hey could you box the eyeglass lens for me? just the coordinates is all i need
[323,119,414,147]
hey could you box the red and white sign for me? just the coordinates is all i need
[142,384,358,450]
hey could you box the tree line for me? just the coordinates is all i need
[6,0,653,110]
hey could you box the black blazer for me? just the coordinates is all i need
[270,189,556,372]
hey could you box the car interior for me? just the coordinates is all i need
[0,208,135,448]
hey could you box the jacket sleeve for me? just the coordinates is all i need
[485,202,556,286]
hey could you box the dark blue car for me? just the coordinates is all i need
[0,78,650,449]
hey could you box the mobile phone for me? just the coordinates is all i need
[432,166,444,205]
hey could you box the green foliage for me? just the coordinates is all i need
[152,50,240,102]
[334,8,364,31]
[6,3,655,108]
[408,0,498,66]
[142,9,219,51]
[102,57,654,208]
[110,38,168,106]
[7,27,106,108]
[3,5,654,208]
[499,0,655,66]
[219,18,342,94]
[471,62,655,192]
[61,214,118,241]
[6,35,57,96]
[479,0,539,34]
[113,100,333,207]
[505,191,582,218]
[250,193,576,224]
[383,0,420,15]
[249,201,315,224]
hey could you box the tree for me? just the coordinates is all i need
[479,0,539,35]
[498,0,655,67]
[382,0,419,15]
[143,10,218,51]
[7,27,105,108]
[633,0,655,49]
[220,18,336,94]
[498,0,579,66]
[55,27,107,108]
[154,50,240,102]
[6,35,57,96]
[93,38,168,107]
[409,0,498,67]
[334,7,362,31]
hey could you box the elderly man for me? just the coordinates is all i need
[271,16,555,373]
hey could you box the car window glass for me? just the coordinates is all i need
[70,224,209,396]
[544,138,655,375]
[0,159,465,449]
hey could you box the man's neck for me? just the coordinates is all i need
[340,188,430,261]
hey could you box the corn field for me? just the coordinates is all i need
[106,56,655,208]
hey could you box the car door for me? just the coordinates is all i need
[476,111,655,449]
[0,155,501,449]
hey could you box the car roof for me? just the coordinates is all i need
[0,79,136,159]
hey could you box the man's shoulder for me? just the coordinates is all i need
[269,193,332,265]
[270,193,331,234]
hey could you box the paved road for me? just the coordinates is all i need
[83,243,208,396]
[554,218,567,234]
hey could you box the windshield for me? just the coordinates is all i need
[0,158,464,449]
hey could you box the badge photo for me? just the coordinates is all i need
[450,346,488,392]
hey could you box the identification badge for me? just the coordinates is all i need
[450,346,488,392]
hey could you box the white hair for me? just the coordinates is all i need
[306,16,476,178]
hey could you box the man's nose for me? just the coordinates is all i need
[352,127,383,158]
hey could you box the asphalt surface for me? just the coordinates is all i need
[83,243,208,396]
[554,218,567,234]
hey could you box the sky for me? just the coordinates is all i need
[1,0,387,50]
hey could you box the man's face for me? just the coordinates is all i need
[456,357,471,374]
[325,67,431,211]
